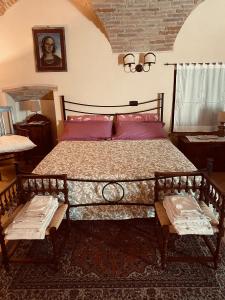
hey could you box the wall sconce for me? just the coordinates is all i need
[217,111,225,137]
[123,52,156,73]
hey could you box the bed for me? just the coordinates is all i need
[33,93,197,221]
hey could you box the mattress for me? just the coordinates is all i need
[33,139,196,220]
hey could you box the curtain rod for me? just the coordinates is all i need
[164,62,224,66]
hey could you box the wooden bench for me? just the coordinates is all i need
[154,171,225,269]
[0,174,70,271]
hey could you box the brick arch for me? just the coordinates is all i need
[91,0,205,52]
[0,0,18,15]
[0,0,205,52]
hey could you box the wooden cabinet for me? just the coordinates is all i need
[14,114,52,163]
[177,136,225,171]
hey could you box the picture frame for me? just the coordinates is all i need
[32,27,67,72]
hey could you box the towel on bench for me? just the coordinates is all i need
[5,195,59,240]
[163,194,213,235]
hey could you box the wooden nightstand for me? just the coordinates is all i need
[14,114,53,163]
[177,135,225,171]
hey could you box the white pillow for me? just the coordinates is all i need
[0,135,36,153]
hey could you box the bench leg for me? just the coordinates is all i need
[0,232,9,272]
[49,227,58,271]
[66,208,71,235]
[162,226,169,270]
[214,234,223,269]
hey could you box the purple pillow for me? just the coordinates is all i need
[112,121,167,140]
[60,121,112,141]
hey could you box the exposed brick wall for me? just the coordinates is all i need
[91,0,204,52]
[0,0,205,52]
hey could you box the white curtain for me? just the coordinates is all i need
[174,63,225,132]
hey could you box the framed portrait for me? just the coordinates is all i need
[32,27,67,72]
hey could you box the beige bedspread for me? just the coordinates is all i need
[34,139,196,220]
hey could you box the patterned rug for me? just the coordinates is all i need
[1,219,225,300]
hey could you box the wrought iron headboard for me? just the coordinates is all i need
[60,93,164,122]
[0,106,14,136]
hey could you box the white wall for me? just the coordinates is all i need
[0,0,225,131]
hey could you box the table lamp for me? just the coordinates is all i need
[29,100,41,114]
[217,111,225,137]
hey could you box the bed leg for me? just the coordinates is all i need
[49,227,59,271]
[0,232,10,272]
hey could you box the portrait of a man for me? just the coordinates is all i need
[32,27,67,72]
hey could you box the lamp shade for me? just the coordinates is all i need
[30,100,41,113]
[123,53,135,65]
[20,100,32,111]
[218,111,225,123]
[144,52,156,64]
[20,100,41,112]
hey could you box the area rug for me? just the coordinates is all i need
[1,219,225,300]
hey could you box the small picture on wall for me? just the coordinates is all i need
[32,27,67,72]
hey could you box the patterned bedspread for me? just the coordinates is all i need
[33,139,196,220]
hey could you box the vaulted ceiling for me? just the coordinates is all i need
[0,0,204,52]
[0,0,17,15]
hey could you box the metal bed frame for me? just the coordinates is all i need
[65,178,157,210]
[61,93,164,121]
[58,94,166,211]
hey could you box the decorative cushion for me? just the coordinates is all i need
[116,113,159,122]
[112,121,167,140]
[67,115,112,121]
[0,135,36,154]
[60,120,113,141]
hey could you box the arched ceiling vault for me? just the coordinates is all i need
[0,0,17,15]
[0,0,204,52]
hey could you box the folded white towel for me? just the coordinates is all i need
[173,221,213,235]
[163,194,213,235]
[163,200,206,224]
[10,201,58,229]
[5,195,59,239]
[15,196,56,217]
[22,200,58,220]
[164,195,202,215]
[12,197,58,223]
[6,229,46,240]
